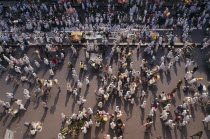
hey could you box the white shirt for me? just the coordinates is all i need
[24,66,29,73]
[141,102,146,108]
[44,59,49,65]
[6,93,14,99]
[24,94,30,100]
[85,78,90,85]
[35,61,40,68]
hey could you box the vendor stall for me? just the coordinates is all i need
[118,0,127,3]
[71,32,83,42]
[66,8,77,15]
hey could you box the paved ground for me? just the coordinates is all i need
[0,46,209,139]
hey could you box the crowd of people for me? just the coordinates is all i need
[0,0,209,139]
[0,0,209,45]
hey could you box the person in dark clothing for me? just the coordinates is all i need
[192,66,199,74]
[190,131,203,139]
[177,80,183,88]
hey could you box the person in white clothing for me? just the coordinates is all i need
[140,90,146,100]
[201,42,209,49]
[44,58,49,65]
[174,55,180,62]
[141,101,146,108]
[72,68,77,75]
[108,66,112,76]
[185,59,193,69]
[28,65,34,72]
[73,88,78,96]
[15,99,23,105]
[160,110,169,121]
[160,62,166,71]
[6,92,14,100]
[179,121,188,126]
[165,119,176,130]
[34,60,40,68]
[19,104,26,110]
[67,83,72,93]
[81,127,87,134]
[149,107,155,116]
[118,90,123,97]
[49,68,54,76]
[77,80,82,89]
[115,106,120,113]
[87,108,93,115]
[24,93,30,100]
[24,66,29,73]
[15,66,22,74]
[183,115,191,122]
[202,115,210,123]
[164,104,171,111]
[23,89,30,95]
[58,133,63,139]
[110,121,116,129]
[85,77,90,85]
[167,50,173,59]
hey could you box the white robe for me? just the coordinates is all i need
[141,102,146,108]
[35,61,40,68]
[203,115,210,123]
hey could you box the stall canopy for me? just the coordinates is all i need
[118,0,127,3]
[71,32,83,36]
[71,31,83,42]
